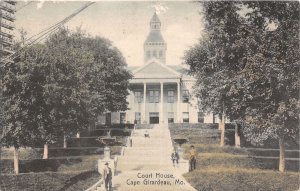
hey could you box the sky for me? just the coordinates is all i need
[14,1,204,66]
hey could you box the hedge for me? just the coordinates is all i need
[95,123,134,129]
[0,170,100,191]
[1,158,84,173]
[169,123,218,129]
[247,149,299,158]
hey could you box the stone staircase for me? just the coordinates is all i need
[91,124,196,191]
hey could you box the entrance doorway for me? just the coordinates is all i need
[149,112,159,124]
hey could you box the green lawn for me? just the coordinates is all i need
[169,125,300,191]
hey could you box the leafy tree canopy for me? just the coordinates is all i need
[1,28,132,148]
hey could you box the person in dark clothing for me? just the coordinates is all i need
[171,149,179,167]
[103,162,112,191]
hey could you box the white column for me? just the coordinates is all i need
[160,82,164,124]
[143,82,146,123]
[177,81,181,123]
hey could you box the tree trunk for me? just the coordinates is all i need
[43,144,48,159]
[13,147,19,175]
[218,114,224,130]
[235,123,241,148]
[220,114,225,147]
[279,136,286,172]
[63,135,67,148]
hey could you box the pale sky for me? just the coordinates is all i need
[14,1,204,66]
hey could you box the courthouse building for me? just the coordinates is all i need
[99,13,215,125]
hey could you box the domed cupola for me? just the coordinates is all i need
[144,12,167,64]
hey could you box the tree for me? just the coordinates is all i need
[185,1,299,172]
[236,1,300,172]
[1,28,132,172]
[184,2,247,146]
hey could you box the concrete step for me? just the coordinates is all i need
[117,163,175,171]
[118,160,172,167]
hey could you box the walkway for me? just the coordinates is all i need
[111,124,196,191]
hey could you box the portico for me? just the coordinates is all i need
[130,78,181,124]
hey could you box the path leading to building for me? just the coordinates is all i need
[109,124,196,191]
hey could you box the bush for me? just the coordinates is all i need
[184,168,299,191]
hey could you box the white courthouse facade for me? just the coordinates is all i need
[98,13,215,125]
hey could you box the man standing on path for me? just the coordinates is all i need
[103,162,112,191]
[189,145,197,171]
[171,149,180,168]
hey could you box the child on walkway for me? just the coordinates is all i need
[171,149,179,168]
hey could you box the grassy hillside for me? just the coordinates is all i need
[169,124,300,191]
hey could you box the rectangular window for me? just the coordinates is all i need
[167,90,174,103]
[120,113,126,124]
[149,90,159,103]
[183,112,189,123]
[182,90,189,103]
[134,91,143,103]
[168,112,174,123]
[198,112,204,123]
[135,112,141,124]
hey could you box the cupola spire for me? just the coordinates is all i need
[144,12,167,64]
[150,12,161,30]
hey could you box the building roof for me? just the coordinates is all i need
[127,63,194,80]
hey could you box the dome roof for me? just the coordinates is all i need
[145,30,165,43]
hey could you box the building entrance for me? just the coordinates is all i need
[149,112,159,124]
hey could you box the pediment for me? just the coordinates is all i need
[133,62,181,79]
